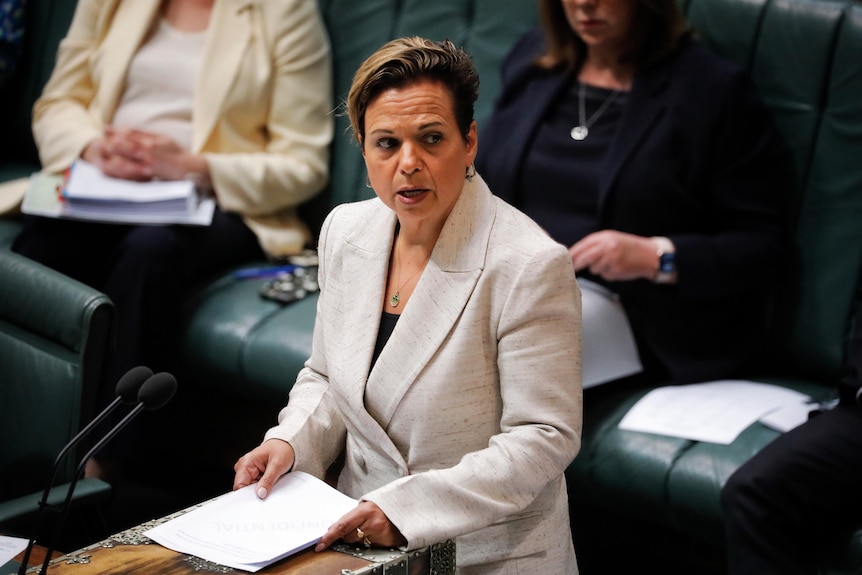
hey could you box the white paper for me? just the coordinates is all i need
[0,535,28,568]
[65,160,196,203]
[617,380,812,444]
[758,400,817,433]
[145,472,358,572]
[578,278,643,388]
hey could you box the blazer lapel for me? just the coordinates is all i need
[327,203,407,468]
[94,0,162,123]
[192,0,255,151]
[338,205,397,406]
[495,71,571,202]
[365,177,494,427]
[598,61,672,211]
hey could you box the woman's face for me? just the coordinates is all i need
[562,0,637,54]
[362,79,477,233]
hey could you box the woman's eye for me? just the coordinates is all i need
[423,133,442,145]
[376,138,396,150]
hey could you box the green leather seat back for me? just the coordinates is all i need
[0,250,114,503]
[685,0,862,381]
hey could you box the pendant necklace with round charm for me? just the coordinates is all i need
[571,82,620,141]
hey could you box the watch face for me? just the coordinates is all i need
[659,252,676,273]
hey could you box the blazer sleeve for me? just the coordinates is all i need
[362,242,583,549]
[207,0,333,217]
[31,0,113,173]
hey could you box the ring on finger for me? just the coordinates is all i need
[355,528,372,548]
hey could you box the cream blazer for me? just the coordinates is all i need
[265,175,583,573]
[29,0,333,256]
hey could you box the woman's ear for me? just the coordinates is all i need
[465,121,478,165]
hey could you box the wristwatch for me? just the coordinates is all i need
[652,236,677,284]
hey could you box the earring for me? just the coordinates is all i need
[365,176,372,189]
[465,163,476,181]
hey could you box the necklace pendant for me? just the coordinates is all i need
[389,292,400,307]
[571,125,588,141]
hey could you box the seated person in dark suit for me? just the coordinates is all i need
[721,276,862,575]
[475,0,793,385]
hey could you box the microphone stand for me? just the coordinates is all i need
[16,366,153,575]
[34,371,175,575]
[36,403,149,575]
[16,396,131,575]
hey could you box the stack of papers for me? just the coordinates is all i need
[22,160,215,226]
[63,160,199,216]
[145,472,358,572]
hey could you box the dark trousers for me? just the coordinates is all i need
[721,401,862,575]
[11,211,264,459]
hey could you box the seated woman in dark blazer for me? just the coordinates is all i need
[476,0,794,385]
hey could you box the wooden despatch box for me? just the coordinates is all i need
[18,505,456,575]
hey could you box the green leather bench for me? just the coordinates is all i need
[2,0,861,572]
[566,0,862,573]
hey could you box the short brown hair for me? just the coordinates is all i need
[537,0,690,70]
[346,37,479,145]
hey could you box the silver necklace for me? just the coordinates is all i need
[570,82,620,141]
[389,238,429,308]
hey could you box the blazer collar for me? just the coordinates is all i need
[498,55,674,214]
[95,0,162,122]
[340,176,495,430]
[496,70,571,203]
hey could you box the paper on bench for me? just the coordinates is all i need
[617,380,812,444]
[145,471,358,572]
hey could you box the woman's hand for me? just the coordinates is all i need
[314,500,407,552]
[82,135,149,180]
[233,439,296,498]
[569,230,660,281]
[83,126,209,183]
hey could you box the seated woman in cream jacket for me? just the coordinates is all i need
[234,37,583,575]
[12,0,333,479]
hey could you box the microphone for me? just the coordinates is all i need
[36,371,178,575]
[16,366,153,575]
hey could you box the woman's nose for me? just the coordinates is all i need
[398,143,422,175]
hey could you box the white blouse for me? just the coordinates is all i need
[111,19,206,150]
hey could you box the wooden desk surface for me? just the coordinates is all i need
[24,519,455,575]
